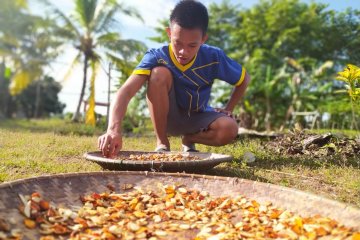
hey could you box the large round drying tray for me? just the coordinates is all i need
[0,171,359,239]
[84,151,233,172]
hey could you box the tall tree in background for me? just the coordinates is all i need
[0,0,61,117]
[231,0,359,129]
[18,76,65,118]
[42,0,146,123]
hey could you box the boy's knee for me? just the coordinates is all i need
[215,118,238,145]
[149,66,172,88]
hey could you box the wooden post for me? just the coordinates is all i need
[106,63,112,128]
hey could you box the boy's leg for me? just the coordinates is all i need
[182,116,238,147]
[146,66,173,150]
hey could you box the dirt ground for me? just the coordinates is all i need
[264,130,360,163]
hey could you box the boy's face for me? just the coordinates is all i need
[166,23,208,65]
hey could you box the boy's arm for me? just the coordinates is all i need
[98,74,148,157]
[225,72,251,113]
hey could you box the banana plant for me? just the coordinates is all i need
[283,58,334,128]
[336,64,360,129]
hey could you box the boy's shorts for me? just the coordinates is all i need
[166,85,226,136]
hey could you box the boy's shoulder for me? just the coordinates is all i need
[147,45,169,55]
[198,44,224,59]
[199,44,222,52]
[145,44,225,62]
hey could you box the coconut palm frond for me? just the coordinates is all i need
[38,0,81,38]
[61,52,82,83]
[53,25,79,40]
[74,0,97,30]
[106,53,132,72]
[117,2,143,22]
[102,39,147,59]
[105,52,136,83]
[95,1,143,32]
[92,1,119,33]
[96,32,120,44]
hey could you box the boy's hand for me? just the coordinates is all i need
[214,108,234,119]
[98,132,122,158]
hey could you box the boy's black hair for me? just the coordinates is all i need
[170,0,209,35]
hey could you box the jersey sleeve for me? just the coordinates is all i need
[217,50,246,86]
[132,50,158,76]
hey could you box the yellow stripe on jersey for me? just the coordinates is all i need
[132,69,151,75]
[169,45,197,72]
[185,90,192,117]
[235,68,246,87]
[191,62,219,85]
[182,73,199,87]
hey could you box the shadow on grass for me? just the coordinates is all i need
[0,119,105,136]
[205,164,270,183]
[251,154,360,170]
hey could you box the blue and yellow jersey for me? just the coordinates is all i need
[133,44,246,115]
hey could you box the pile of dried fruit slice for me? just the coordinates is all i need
[8,184,360,239]
[120,153,201,162]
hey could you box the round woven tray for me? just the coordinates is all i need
[0,171,359,239]
[84,151,233,172]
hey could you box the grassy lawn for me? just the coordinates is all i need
[0,118,359,209]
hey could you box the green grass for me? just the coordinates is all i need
[0,118,105,136]
[0,119,359,208]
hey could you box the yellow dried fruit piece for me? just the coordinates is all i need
[353,232,360,240]
[270,209,282,219]
[179,224,191,230]
[127,222,140,232]
[154,230,167,237]
[133,211,146,218]
[39,200,50,210]
[315,226,328,236]
[24,218,36,229]
[14,184,360,240]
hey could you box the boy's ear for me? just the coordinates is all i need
[202,34,208,44]
[166,27,171,39]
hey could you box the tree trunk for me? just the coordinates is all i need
[0,59,6,118]
[34,80,41,118]
[72,54,89,122]
[350,98,359,130]
[106,63,111,128]
[265,95,271,131]
[284,105,294,127]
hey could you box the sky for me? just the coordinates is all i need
[29,0,360,115]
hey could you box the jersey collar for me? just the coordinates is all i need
[169,44,197,72]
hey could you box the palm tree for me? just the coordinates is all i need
[42,0,146,123]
